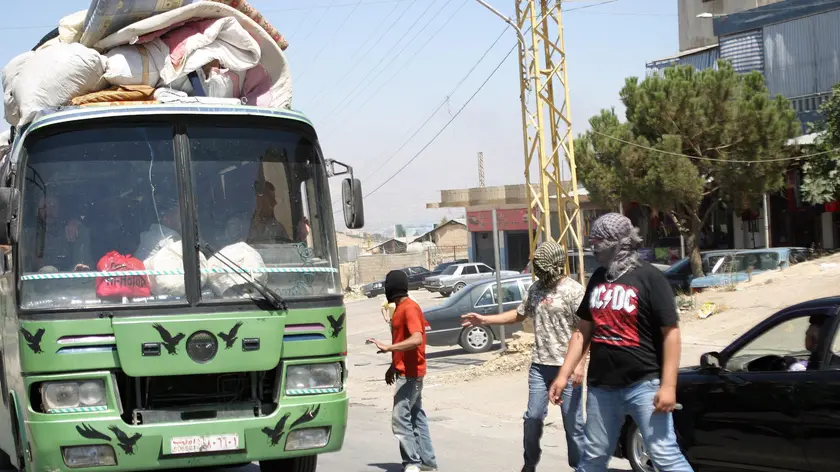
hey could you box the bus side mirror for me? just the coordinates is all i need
[342,178,364,229]
[0,188,19,245]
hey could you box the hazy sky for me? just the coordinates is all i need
[0,0,678,233]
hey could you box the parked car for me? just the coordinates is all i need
[424,262,519,297]
[362,266,432,298]
[615,295,840,472]
[523,250,599,280]
[427,259,470,277]
[663,250,738,293]
[689,247,807,292]
[424,275,532,353]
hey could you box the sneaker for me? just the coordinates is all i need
[404,466,421,472]
[420,465,438,471]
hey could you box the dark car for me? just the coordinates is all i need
[361,266,432,298]
[615,296,840,472]
[427,259,470,277]
[423,275,531,353]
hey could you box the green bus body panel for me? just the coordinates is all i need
[26,395,347,471]
[19,307,346,375]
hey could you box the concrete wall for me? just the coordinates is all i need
[434,224,468,248]
[342,247,470,286]
[679,0,784,51]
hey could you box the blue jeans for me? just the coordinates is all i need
[578,378,694,472]
[392,376,437,468]
[524,363,586,469]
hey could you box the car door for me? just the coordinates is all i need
[476,263,495,282]
[799,307,840,471]
[684,310,815,471]
[460,264,479,284]
[407,267,427,289]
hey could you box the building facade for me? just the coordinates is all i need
[646,0,840,250]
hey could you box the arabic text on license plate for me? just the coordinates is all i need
[170,434,240,454]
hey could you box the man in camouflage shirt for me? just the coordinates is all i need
[462,241,587,471]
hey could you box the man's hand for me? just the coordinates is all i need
[571,361,586,387]
[548,373,570,405]
[385,366,397,386]
[654,385,678,413]
[367,338,391,353]
[461,313,487,327]
[66,219,82,242]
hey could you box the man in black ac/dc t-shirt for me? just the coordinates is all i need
[548,213,694,472]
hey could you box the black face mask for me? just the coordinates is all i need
[384,271,409,303]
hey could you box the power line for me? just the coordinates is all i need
[315,0,441,120]
[297,0,365,82]
[590,130,839,163]
[344,42,517,207]
[285,5,319,42]
[294,0,341,45]
[306,0,416,111]
[320,0,461,133]
[329,24,509,209]
[326,0,471,135]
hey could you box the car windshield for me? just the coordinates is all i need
[441,265,458,275]
[18,121,338,311]
[433,262,451,272]
[712,252,781,274]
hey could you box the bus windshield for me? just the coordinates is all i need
[19,121,339,311]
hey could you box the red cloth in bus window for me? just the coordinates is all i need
[95,251,151,299]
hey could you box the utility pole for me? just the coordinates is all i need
[474,0,585,285]
[478,151,486,187]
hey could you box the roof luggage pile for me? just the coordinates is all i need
[2,0,292,129]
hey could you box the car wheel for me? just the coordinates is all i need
[260,455,317,472]
[453,282,466,293]
[625,422,657,472]
[459,326,493,353]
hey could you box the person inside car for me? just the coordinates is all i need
[788,315,840,371]
[135,199,181,262]
[27,195,93,272]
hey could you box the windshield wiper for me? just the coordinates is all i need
[198,242,288,312]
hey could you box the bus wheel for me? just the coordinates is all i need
[260,455,317,472]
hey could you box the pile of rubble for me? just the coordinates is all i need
[430,332,535,385]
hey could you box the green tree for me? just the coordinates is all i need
[576,62,799,276]
[801,83,840,204]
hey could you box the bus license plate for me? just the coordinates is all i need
[170,434,240,454]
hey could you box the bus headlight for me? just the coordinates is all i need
[285,363,342,394]
[42,380,106,412]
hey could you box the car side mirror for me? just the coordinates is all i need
[342,178,364,229]
[0,187,20,245]
[700,351,722,369]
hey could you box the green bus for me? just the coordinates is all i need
[0,104,364,471]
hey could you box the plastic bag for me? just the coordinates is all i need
[59,10,87,44]
[95,251,152,299]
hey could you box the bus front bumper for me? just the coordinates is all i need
[25,396,347,471]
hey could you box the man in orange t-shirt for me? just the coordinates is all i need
[369,270,437,472]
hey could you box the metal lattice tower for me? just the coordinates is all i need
[478,152,486,187]
[515,0,584,283]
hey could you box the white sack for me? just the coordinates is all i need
[59,10,87,44]
[144,239,208,298]
[2,43,106,128]
[2,51,34,127]
[103,41,168,87]
[198,66,245,99]
[97,2,292,109]
[206,242,267,296]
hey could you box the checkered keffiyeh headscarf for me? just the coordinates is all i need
[590,213,643,279]
[532,241,566,286]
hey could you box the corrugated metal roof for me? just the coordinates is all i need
[646,44,720,73]
[714,0,840,37]
[764,8,840,97]
[720,30,764,73]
